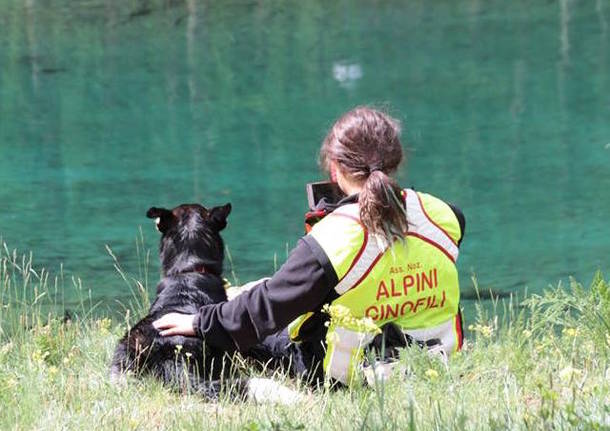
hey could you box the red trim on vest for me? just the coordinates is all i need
[455,311,464,351]
[415,192,458,247]
[339,232,368,283]
[347,251,384,292]
[406,232,456,263]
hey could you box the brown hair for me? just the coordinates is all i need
[320,107,407,243]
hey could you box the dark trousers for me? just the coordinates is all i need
[245,329,326,387]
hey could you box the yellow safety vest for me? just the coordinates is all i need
[290,189,464,384]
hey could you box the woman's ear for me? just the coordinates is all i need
[331,162,350,194]
[208,203,232,231]
[146,207,175,233]
[329,160,338,182]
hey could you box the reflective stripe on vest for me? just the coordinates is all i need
[325,313,463,384]
[404,312,464,355]
[331,204,387,295]
[324,325,376,385]
[330,190,459,296]
[405,190,459,263]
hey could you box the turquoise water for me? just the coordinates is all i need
[1,1,609,309]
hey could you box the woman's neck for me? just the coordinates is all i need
[341,181,363,196]
[334,164,364,195]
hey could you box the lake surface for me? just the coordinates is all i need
[1,0,609,311]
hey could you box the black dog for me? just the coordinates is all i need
[110,203,237,397]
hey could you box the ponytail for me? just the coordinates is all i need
[360,169,407,244]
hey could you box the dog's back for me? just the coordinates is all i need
[110,203,236,396]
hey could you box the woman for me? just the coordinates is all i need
[153,107,465,385]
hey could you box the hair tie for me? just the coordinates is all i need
[369,164,383,174]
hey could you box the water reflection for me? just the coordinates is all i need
[332,62,363,89]
[0,0,608,308]
[598,0,608,33]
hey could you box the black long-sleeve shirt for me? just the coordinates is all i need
[193,235,337,352]
[194,202,465,353]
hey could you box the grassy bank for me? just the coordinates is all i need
[0,244,608,430]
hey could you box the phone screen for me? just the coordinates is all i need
[306,181,346,210]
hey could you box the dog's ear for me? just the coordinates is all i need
[146,207,175,233]
[208,203,232,231]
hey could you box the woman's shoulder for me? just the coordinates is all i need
[307,203,369,279]
[408,189,465,245]
[309,203,365,242]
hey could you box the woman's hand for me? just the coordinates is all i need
[152,313,197,337]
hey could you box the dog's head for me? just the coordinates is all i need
[146,203,232,277]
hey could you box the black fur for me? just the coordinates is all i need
[110,203,246,398]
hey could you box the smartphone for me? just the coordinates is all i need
[305,181,346,210]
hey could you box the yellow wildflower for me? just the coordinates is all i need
[323,304,380,335]
[97,318,112,334]
[425,369,439,380]
[469,323,493,338]
[32,349,50,363]
[562,327,578,337]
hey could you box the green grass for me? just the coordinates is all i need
[0,242,608,430]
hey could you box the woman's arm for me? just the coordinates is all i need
[153,236,337,352]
